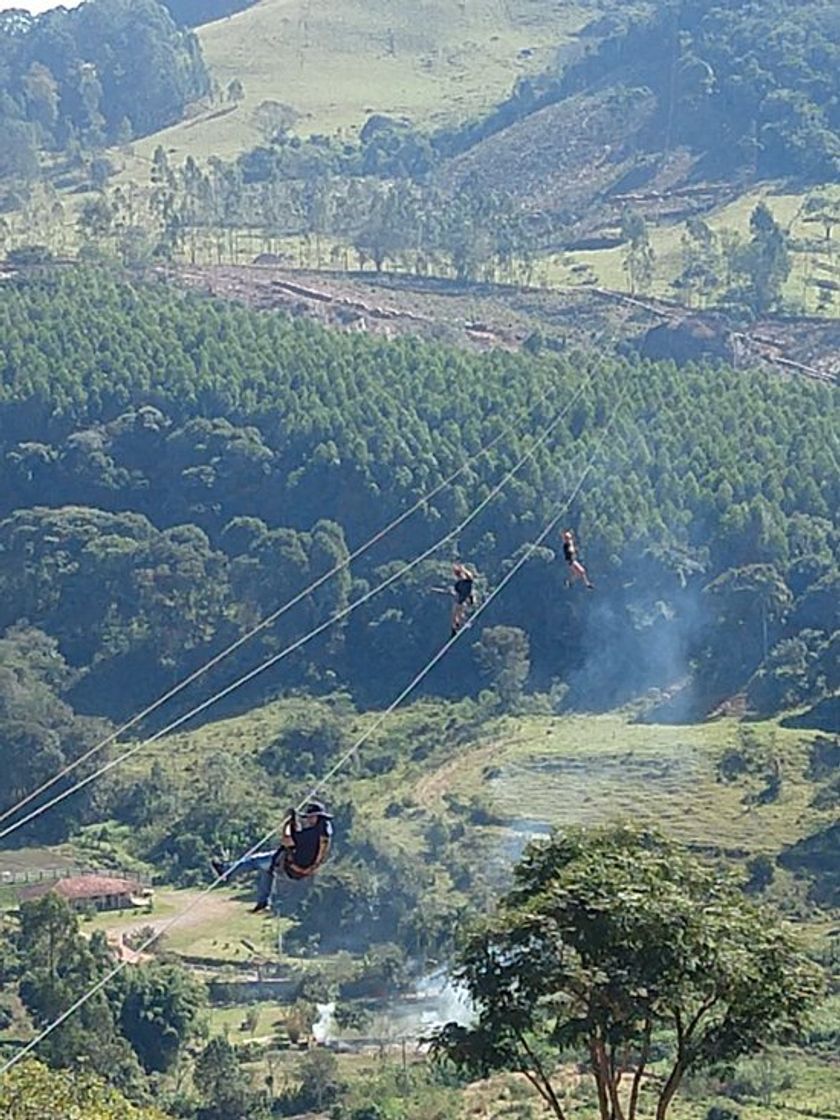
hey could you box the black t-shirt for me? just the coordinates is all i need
[563,540,576,564]
[285,817,333,872]
[454,577,474,602]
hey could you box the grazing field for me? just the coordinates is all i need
[405,710,835,888]
[544,185,838,312]
[82,886,288,966]
[129,0,591,164]
[0,847,79,876]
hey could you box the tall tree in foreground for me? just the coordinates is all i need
[432,825,822,1120]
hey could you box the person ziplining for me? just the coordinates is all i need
[211,800,334,913]
[562,529,594,590]
[451,562,477,636]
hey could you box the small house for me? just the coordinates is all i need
[19,875,150,913]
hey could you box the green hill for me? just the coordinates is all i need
[0,270,835,737]
[130,0,593,165]
[437,0,840,193]
[4,1,839,323]
[0,4,838,1113]
[2,695,836,965]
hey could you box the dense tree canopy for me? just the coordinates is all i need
[0,269,835,729]
[0,0,208,160]
[115,962,206,1073]
[0,626,110,840]
[0,1059,166,1120]
[11,895,146,1091]
[1,894,207,1095]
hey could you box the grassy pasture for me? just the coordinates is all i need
[546,185,839,312]
[130,0,591,166]
[82,885,287,966]
[409,711,812,843]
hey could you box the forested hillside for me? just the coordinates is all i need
[0,6,837,1119]
[0,271,835,772]
[2,0,838,324]
[439,0,840,182]
[0,0,208,179]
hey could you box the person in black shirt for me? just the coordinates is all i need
[211,800,334,913]
[562,530,594,589]
[451,562,477,636]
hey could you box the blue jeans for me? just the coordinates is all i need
[224,851,311,909]
[224,850,277,907]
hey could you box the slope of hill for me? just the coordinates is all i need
[2,698,836,1077]
[0,269,835,734]
[2,697,836,964]
[129,0,594,163]
[440,0,840,182]
[436,85,661,226]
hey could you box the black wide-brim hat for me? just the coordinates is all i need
[303,799,333,819]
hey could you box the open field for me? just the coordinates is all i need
[82,886,288,966]
[206,1001,287,1040]
[401,711,830,856]
[546,185,840,313]
[0,847,79,876]
[129,0,591,167]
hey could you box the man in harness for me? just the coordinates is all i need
[451,562,477,637]
[211,799,334,913]
[562,530,594,590]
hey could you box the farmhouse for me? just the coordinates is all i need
[19,875,151,913]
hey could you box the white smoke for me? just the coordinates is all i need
[313,1001,336,1043]
[413,968,473,1028]
[314,972,472,1045]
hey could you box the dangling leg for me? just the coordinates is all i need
[253,864,275,913]
[570,560,594,589]
[579,562,594,589]
[451,600,463,637]
[211,851,275,911]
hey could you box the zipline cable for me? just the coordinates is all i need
[0,372,594,842]
[0,378,626,1079]
[0,374,572,834]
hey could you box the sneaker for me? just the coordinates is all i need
[586,582,595,590]
[251,901,269,914]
